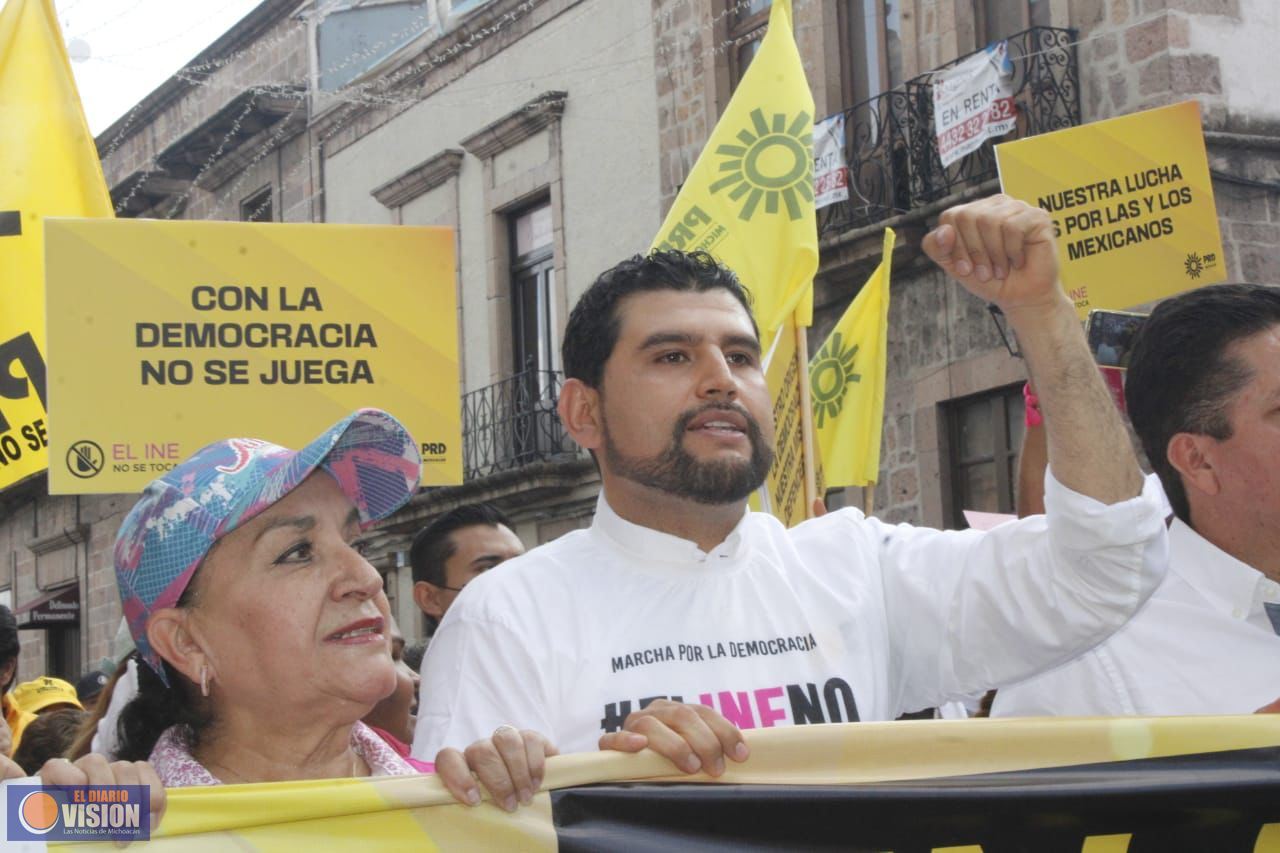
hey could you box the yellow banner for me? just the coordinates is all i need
[811,229,894,488]
[995,101,1225,317]
[44,219,460,493]
[0,0,113,490]
[37,716,1280,850]
[763,321,822,527]
[648,0,818,340]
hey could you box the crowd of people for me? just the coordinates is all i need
[1,194,1278,832]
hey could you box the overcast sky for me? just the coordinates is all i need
[54,0,265,135]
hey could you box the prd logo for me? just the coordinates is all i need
[710,107,813,221]
[810,332,860,429]
[1184,251,1204,279]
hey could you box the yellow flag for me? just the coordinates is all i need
[810,229,895,488]
[0,0,112,489]
[649,0,817,339]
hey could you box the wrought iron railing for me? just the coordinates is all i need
[461,369,577,480]
[818,27,1080,237]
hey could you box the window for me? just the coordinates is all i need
[509,201,556,377]
[972,0,1050,45]
[840,0,904,107]
[507,200,560,464]
[315,1,433,93]
[46,626,80,683]
[946,384,1025,527]
[240,186,273,223]
[728,0,771,89]
[448,0,492,15]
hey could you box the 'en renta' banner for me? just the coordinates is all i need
[12,716,1280,851]
[44,219,460,494]
[996,100,1226,318]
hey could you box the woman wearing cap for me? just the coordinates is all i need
[103,408,553,811]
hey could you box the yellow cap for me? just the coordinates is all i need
[11,676,83,714]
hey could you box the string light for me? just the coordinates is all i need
[89,0,1112,222]
[93,0,803,149]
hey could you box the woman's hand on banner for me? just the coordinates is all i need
[0,753,22,780]
[435,727,558,812]
[37,754,166,833]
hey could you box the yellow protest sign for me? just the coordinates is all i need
[0,0,113,489]
[45,219,460,494]
[996,101,1225,317]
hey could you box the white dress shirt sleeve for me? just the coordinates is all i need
[989,643,1137,717]
[873,469,1167,714]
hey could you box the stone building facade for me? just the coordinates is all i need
[1,0,1275,684]
[653,0,1276,526]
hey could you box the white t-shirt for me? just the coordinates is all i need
[412,472,1167,757]
[992,517,1280,717]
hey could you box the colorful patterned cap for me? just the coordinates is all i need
[114,408,422,680]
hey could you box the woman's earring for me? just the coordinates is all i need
[200,665,209,698]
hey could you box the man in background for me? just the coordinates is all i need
[410,503,525,632]
[0,604,31,756]
[995,283,1280,716]
[76,670,110,712]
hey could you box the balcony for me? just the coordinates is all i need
[461,369,578,480]
[818,27,1080,238]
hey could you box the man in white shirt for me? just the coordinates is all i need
[994,283,1280,717]
[413,196,1168,789]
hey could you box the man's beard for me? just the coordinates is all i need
[602,402,775,504]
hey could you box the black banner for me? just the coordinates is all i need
[553,747,1280,852]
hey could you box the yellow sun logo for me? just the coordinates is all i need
[709,107,813,221]
[809,332,860,429]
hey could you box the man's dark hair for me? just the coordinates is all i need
[562,250,758,389]
[0,605,18,693]
[402,641,428,674]
[409,503,514,586]
[1126,283,1280,524]
[12,708,87,775]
